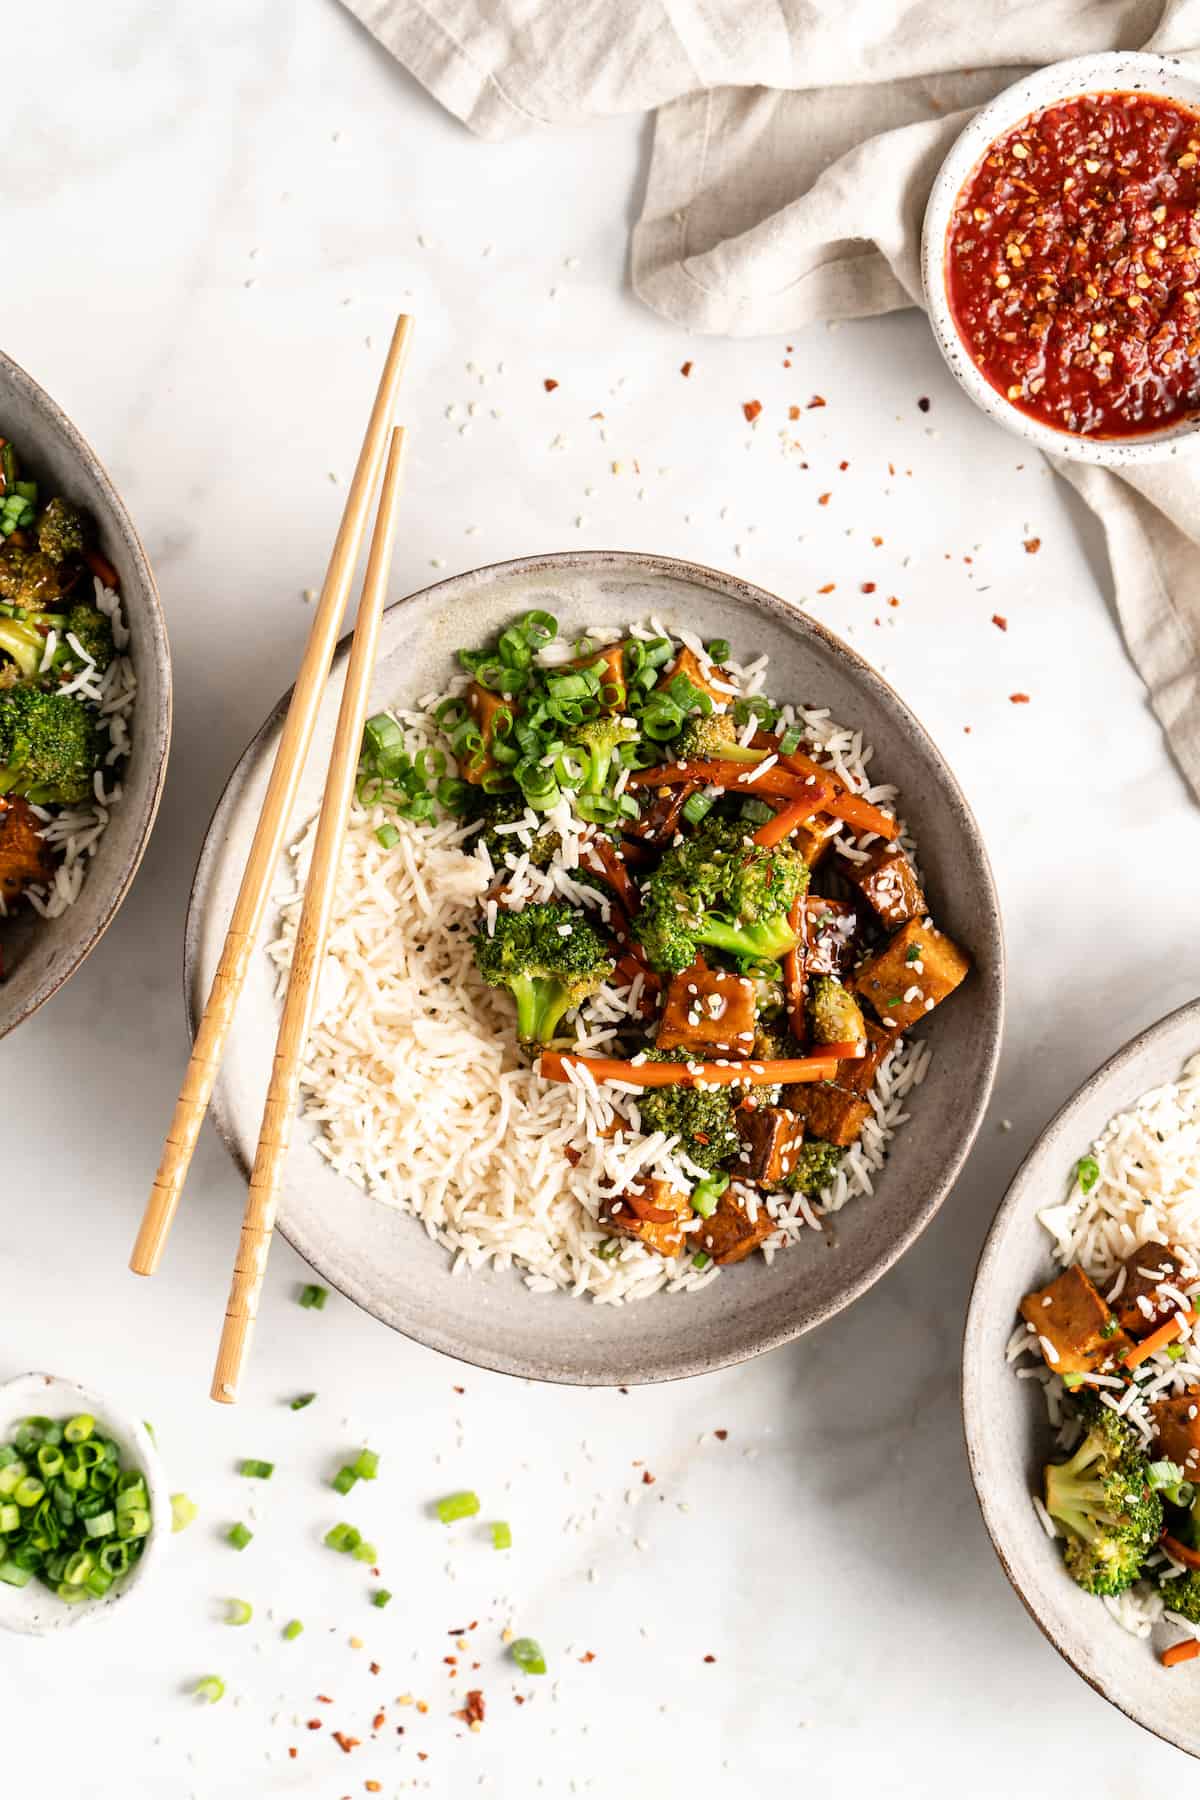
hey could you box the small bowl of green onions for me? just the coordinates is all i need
[0,1371,167,1634]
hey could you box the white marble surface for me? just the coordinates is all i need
[5,4,1200,1794]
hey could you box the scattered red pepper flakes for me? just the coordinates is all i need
[317,1695,334,1704]
[871,534,884,546]
[861,582,876,594]
[443,1655,458,1666]
[1024,537,1041,554]
[452,1384,464,1394]
[372,1712,386,1731]
[788,405,801,421]
[817,493,831,506]
[917,396,931,412]
[807,395,826,409]
[703,1654,717,1663]
[418,1752,429,1761]
[816,582,835,594]
[366,1784,382,1795]
[714,1429,729,1441]
[288,1748,298,1760]
[642,1470,656,1485]
[369,1662,380,1676]
[742,399,762,423]
[543,378,558,392]
[992,614,1008,631]
[590,410,605,420]
[783,358,791,367]
[333,1733,360,1754]
[964,725,972,734]
[306,1719,323,1731]
[1010,692,1031,704]
[680,360,693,377]
[838,460,849,471]
[887,596,900,608]
[514,1695,526,1706]
[579,1651,596,1663]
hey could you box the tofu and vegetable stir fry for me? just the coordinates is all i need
[356,611,971,1276]
[0,436,132,930]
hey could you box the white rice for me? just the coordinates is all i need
[1012,1050,1200,1637]
[267,623,931,1302]
[6,578,135,922]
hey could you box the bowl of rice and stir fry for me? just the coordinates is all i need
[190,552,1003,1384]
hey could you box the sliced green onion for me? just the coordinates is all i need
[518,608,557,646]
[1149,1460,1186,1492]
[1061,1372,1085,1390]
[0,1559,32,1588]
[63,1415,95,1445]
[1074,1155,1101,1195]
[371,1588,392,1608]
[227,1522,253,1551]
[596,1238,622,1260]
[239,1460,274,1480]
[706,638,730,663]
[351,1540,378,1564]
[332,1467,358,1496]
[692,1251,712,1270]
[435,1490,481,1525]
[1167,1343,1189,1362]
[324,1522,361,1553]
[778,726,802,756]
[510,1636,547,1675]
[375,823,401,849]
[290,1394,316,1412]
[283,1618,304,1640]
[351,1448,380,1481]
[116,1507,151,1539]
[85,1566,113,1597]
[0,1504,18,1534]
[171,1493,198,1533]
[226,1598,253,1626]
[194,1676,225,1704]
[55,1582,89,1605]
[298,1284,328,1310]
[62,1549,94,1585]
[681,791,715,827]
[14,1477,44,1508]
[691,1172,730,1219]
[36,1445,64,1480]
[739,797,774,825]
[491,1521,512,1550]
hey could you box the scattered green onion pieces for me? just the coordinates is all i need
[1061,1372,1085,1390]
[283,1618,304,1640]
[706,638,730,664]
[194,1676,225,1704]
[351,1448,380,1481]
[1148,1459,1185,1492]
[1167,1343,1189,1362]
[435,1490,481,1525]
[227,1522,253,1551]
[290,1394,316,1412]
[0,1416,150,1608]
[681,791,715,827]
[171,1493,199,1533]
[510,1636,547,1676]
[239,1459,274,1480]
[491,1521,512,1551]
[226,1598,253,1626]
[777,725,802,756]
[298,1284,328,1311]
[325,1522,361,1554]
[692,1251,712,1271]
[333,1467,358,1496]
[375,823,401,849]
[351,1540,379,1564]
[1075,1155,1101,1195]
[691,1172,729,1219]
[371,1588,392,1608]
[63,1415,95,1445]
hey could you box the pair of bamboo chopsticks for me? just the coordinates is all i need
[130,315,415,1403]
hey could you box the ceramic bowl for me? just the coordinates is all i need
[963,996,1200,1756]
[0,1371,169,1635]
[186,551,1004,1385]
[0,349,171,1039]
[922,52,1200,467]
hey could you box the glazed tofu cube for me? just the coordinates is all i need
[1116,1242,1200,1338]
[464,681,513,784]
[735,1105,805,1186]
[843,842,926,929]
[1151,1390,1200,1477]
[665,642,734,706]
[804,898,863,979]
[694,1188,776,1265]
[777,1078,872,1148]
[656,964,757,1058]
[1019,1265,1127,1376]
[853,917,971,1032]
[836,1021,896,1098]
[0,797,51,906]
[792,816,839,870]
[569,641,626,712]
[601,1179,691,1259]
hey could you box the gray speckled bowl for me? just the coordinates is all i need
[187,552,1004,1385]
[0,350,171,1038]
[922,53,1200,467]
[964,997,1200,1757]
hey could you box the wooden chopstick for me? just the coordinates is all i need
[130,315,414,1279]
[210,427,408,1404]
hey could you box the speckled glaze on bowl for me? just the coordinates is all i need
[922,53,1200,468]
[186,551,1004,1386]
[0,1371,169,1636]
[0,350,171,1039]
[963,997,1200,1758]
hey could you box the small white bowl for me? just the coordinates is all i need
[922,52,1200,467]
[0,1372,169,1635]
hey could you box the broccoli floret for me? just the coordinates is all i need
[37,496,87,564]
[632,818,809,975]
[59,603,114,674]
[783,1140,844,1199]
[1158,1568,1200,1621]
[0,686,101,805]
[674,713,763,764]
[807,975,866,1046]
[1044,1415,1162,1597]
[474,901,613,1043]
[0,615,45,681]
[570,716,637,795]
[635,1049,742,1172]
[475,790,559,871]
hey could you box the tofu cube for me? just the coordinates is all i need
[843,842,926,929]
[1019,1265,1128,1376]
[792,816,839,870]
[656,964,757,1059]
[777,1079,872,1147]
[735,1105,805,1186]
[0,798,51,906]
[853,917,971,1032]
[601,1179,691,1259]
[836,1021,896,1098]
[1116,1242,1200,1338]
[569,641,626,712]
[804,898,863,979]
[1151,1390,1200,1478]
[695,1188,776,1264]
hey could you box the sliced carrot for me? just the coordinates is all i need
[1161,1533,1200,1570]
[781,897,806,1041]
[777,752,897,840]
[82,545,120,592]
[626,759,829,811]
[588,836,639,915]
[1122,1311,1197,1371]
[1162,1639,1200,1668]
[753,799,821,850]
[538,1050,856,1090]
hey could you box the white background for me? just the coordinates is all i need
[4,4,1200,1795]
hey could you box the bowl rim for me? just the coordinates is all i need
[921,51,1200,468]
[961,993,1200,1758]
[0,348,172,1038]
[186,548,1005,1383]
[0,1368,170,1635]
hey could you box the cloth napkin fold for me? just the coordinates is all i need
[343,0,1200,798]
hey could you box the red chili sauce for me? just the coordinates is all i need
[946,92,1200,438]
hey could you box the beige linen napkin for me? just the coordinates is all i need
[343,0,1200,797]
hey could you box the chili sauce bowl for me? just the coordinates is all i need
[922,52,1200,467]
[0,1372,169,1635]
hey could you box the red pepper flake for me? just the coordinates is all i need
[589,410,605,420]
[543,378,558,392]
[992,614,1008,631]
[464,1690,485,1724]
[369,1662,380,1675]
[288,1749,298,1760]
[917,396,930,413]
[1010,692,1031,704]
[641,1470,656,1485]
[788,405,801,421]
[807,395,826,409]
[783,358,792,368]
[817,493,831,506]
[816,582,835,594]
[838,460,849,471]
[372,1712,386,1731]
[964,725,972,734]
[418,1752,429,1761]
[742,399,762,423]
[861,582,876,594]
[714,1429,729,1441]
[579,1651,596,1663]
[333,1733,360,1754]
[514,1695,526,1705]
[443,1655,457,1666]
[366,1784,382,1795]
[888,596,900,608]
[680,361,693,378]
[452,1385,464,1394]
[871,535,884,546]
[317,1695,334,1704]
[1023,537,1041,554]
[703,1654,717,1663]
[307,1720,323,1731]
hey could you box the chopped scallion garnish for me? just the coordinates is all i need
[194,1676,225,1704]
[290,1394,316,1411]
[510,1636,547,1675]
[239,1459,274,1480]
[227,1522,253,1550]
[491,1521,512,1550]
[435,1491,481,1525]
[298,1284,328,1310]
[283,1618,304,1640]
[171,1493,198,1533]
[226,1598,253,1626]
[371,1588,392,1608]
